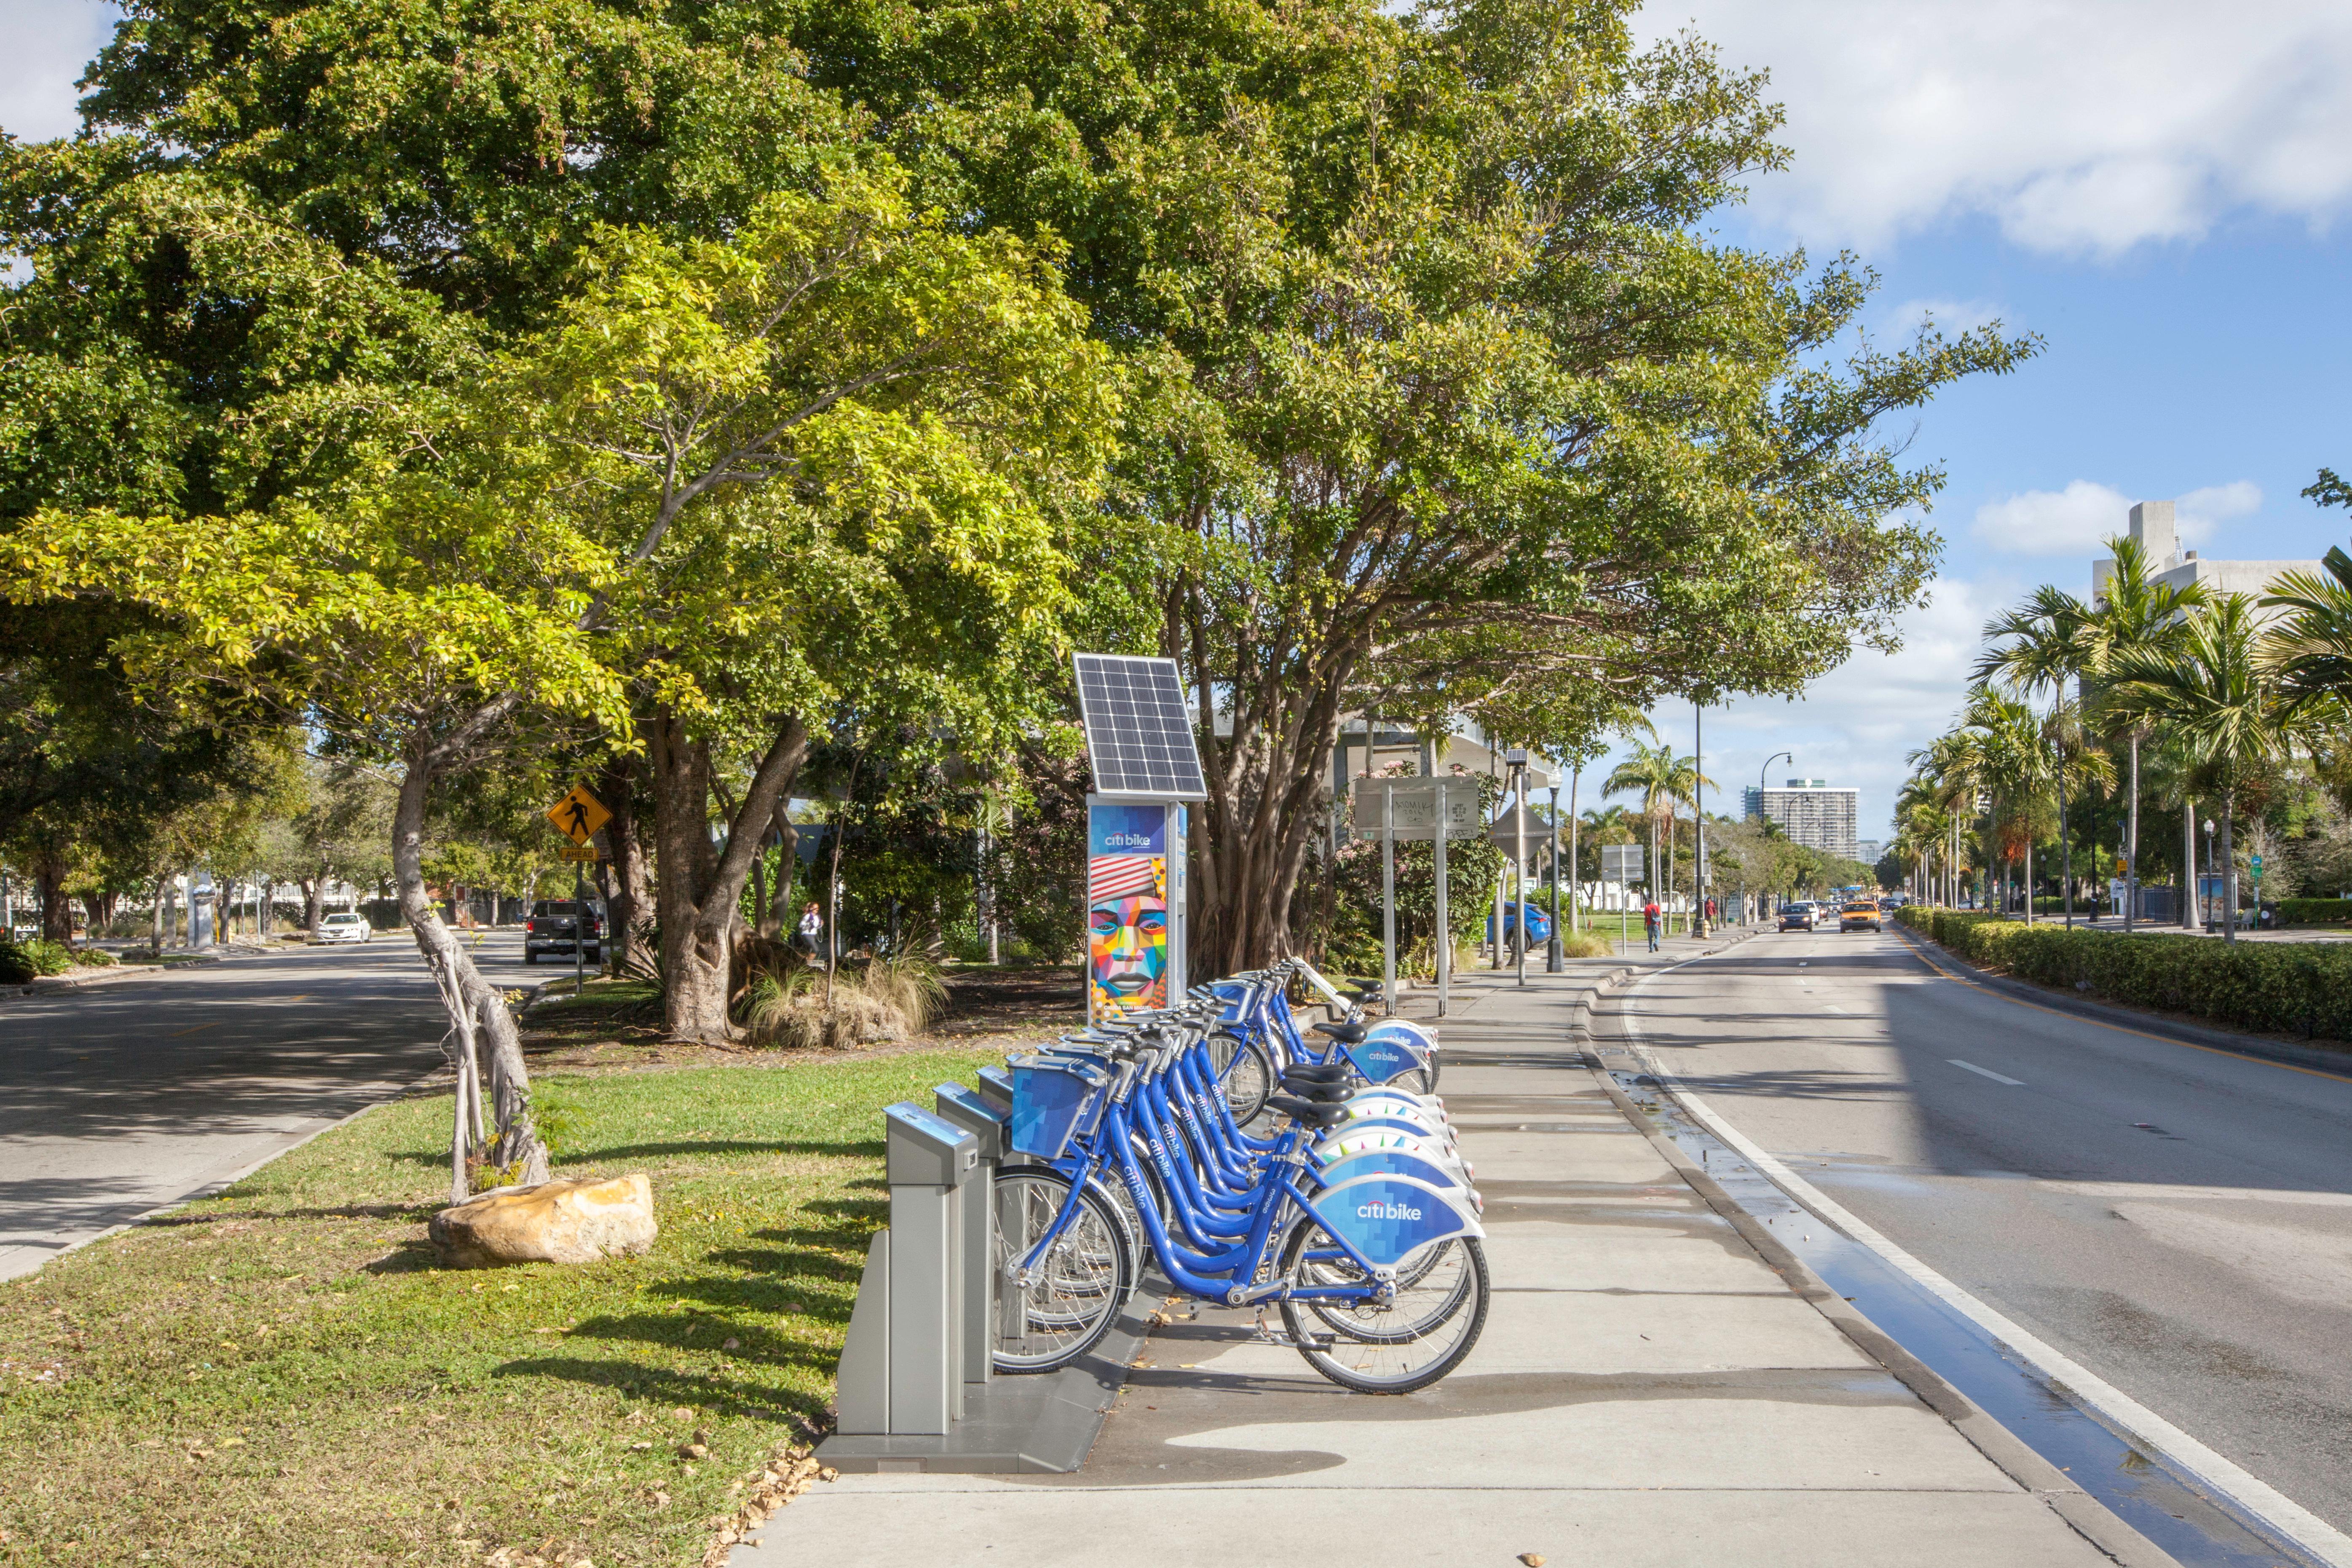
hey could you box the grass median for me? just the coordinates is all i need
[0,1046,995,1567]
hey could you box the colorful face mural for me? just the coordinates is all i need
[1087,804,1172,1019]
[1088,861,1168,1016]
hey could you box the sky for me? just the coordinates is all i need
[4,2,2351,842]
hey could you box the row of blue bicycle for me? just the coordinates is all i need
[980,960,1490,1394]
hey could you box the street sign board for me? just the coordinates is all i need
[1599,844,1644,883]
[546,785,611,846]
[558,844,602,863]
[2251,853,2264,875]
[1486,804,1548,852]
[1351,781,1483,842]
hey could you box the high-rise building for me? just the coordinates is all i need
[1855,839,1884,867]
[1745,779,1859,862]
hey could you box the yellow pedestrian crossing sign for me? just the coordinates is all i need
[546,785,611,847]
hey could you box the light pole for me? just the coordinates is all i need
[1546,782,1564,972]
[1758,751,1791,918]
[1506,748,1530,986]
[1693,704,1710,938]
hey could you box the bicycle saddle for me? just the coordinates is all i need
[1281,1061,1350,1083]
[1313,1019,1369,1043]
[1267,1095,1351,1128]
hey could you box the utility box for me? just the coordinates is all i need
[833,1103,980,1438]
[975,1064,1014,1115]
[932,1083,1010,1387]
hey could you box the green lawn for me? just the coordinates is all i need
[0,1048,996,1567]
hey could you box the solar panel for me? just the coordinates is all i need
[1073,653,1208,801]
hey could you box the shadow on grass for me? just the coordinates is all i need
[383,1138,887,1169]
[489,1354,833,1425]
[145,1201,440,1227]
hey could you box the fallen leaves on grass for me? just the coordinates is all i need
[700,1443,836,1566]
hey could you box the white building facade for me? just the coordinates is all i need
[1744,779,1860,863]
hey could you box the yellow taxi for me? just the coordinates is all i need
[1838,899,1883,933]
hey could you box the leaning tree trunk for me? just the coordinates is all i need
[649,708,811,1042]
[393,728,547,1195]
[596,752,656,976]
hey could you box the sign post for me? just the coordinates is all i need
[1382,780,1396,1014]
[1353,779,1483,1017]
[545,786,611,995]
[1600,844,1644,952]
[1433,780,1449,1017]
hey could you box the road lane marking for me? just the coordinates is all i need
[1892,926,2352,1086]
[1948,1059,2023,1086]
[1618,952,2352,1567]
[167,1022,217,1037]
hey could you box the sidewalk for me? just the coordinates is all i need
[741,930,2157,1567]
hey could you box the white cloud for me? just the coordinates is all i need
[1971,479,2261,558]
[1637,0,2352,255]
[0,2,118,143]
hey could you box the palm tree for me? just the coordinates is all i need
[2264,544,2352,719]
[2108,595,2285,944]
[1602,742,1675,909]
[1602,742,1712,913]
[1975,584,2093,925]
[2077,534,2205,930]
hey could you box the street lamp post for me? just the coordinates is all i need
[1506,748,1530,987]
[1693,705,1710,939]
[2202,817,2218,932]
[1546,783,1564,972]
[1757,751,1791,920]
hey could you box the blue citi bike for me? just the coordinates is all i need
[988,961,1487,1394]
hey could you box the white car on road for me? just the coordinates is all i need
[311,911,375,945]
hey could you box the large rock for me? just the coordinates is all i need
[430,1173,657,1268]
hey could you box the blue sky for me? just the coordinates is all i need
[5,1,2350,840]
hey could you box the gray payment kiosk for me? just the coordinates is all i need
[932,1082,1010,1388]
[833,1103,979,1438]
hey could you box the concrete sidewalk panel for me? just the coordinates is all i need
[742,1487,2116,1568]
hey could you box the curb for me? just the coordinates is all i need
[1888,923,2352,1078]
[1582,1056,2178,1568]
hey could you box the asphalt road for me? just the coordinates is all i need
[0,930,551,1280]
[1619,925,2352,1536]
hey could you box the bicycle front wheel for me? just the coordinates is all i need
[1276,1222,1488,1394]
[991,1167,1133,1374]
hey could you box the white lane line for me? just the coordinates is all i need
[1948,1059,2023,1086]
[1616,956,2352,1568]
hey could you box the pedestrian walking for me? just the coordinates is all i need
[794,901,825,965]
[1642,898,1662,952]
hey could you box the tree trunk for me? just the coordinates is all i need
[152,872,171,953]
[649,708,810,1042]
[2125,733,2140,931]
[2219,786,2237,946]
[393,722,547,1191]
[2182,795,2198,930]
[37,856,70,945]
[305,871,326,935]
[596,752,656,977]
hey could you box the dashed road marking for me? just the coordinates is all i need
[1948,1058,2023,1086]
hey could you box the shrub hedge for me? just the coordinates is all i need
[1894,905,2352,1043]
[2276,898,2352,926]
[0,938,76,983]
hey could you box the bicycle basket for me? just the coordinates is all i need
[1008,1054,1110,1159]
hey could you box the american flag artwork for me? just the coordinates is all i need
[1088,854,1164,903]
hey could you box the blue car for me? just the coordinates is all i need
[1487,900,1555,947]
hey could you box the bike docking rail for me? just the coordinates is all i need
[750,933,2179,1568]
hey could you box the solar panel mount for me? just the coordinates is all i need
[1073,653,1208,801]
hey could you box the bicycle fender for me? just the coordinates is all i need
[1341,1032,1427,1086]
[1306,1174,1484,1269]
[1315,1148,1469,1195]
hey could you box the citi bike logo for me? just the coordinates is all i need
[1103,831,1155,850]
[1355,1199,1424,1221]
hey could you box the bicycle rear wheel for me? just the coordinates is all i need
[1276,1222,1488,1394]
[991,1167,1132,1374]
[1209,1035,1275,1125]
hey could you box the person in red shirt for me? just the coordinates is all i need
[1642,898,1662,952]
